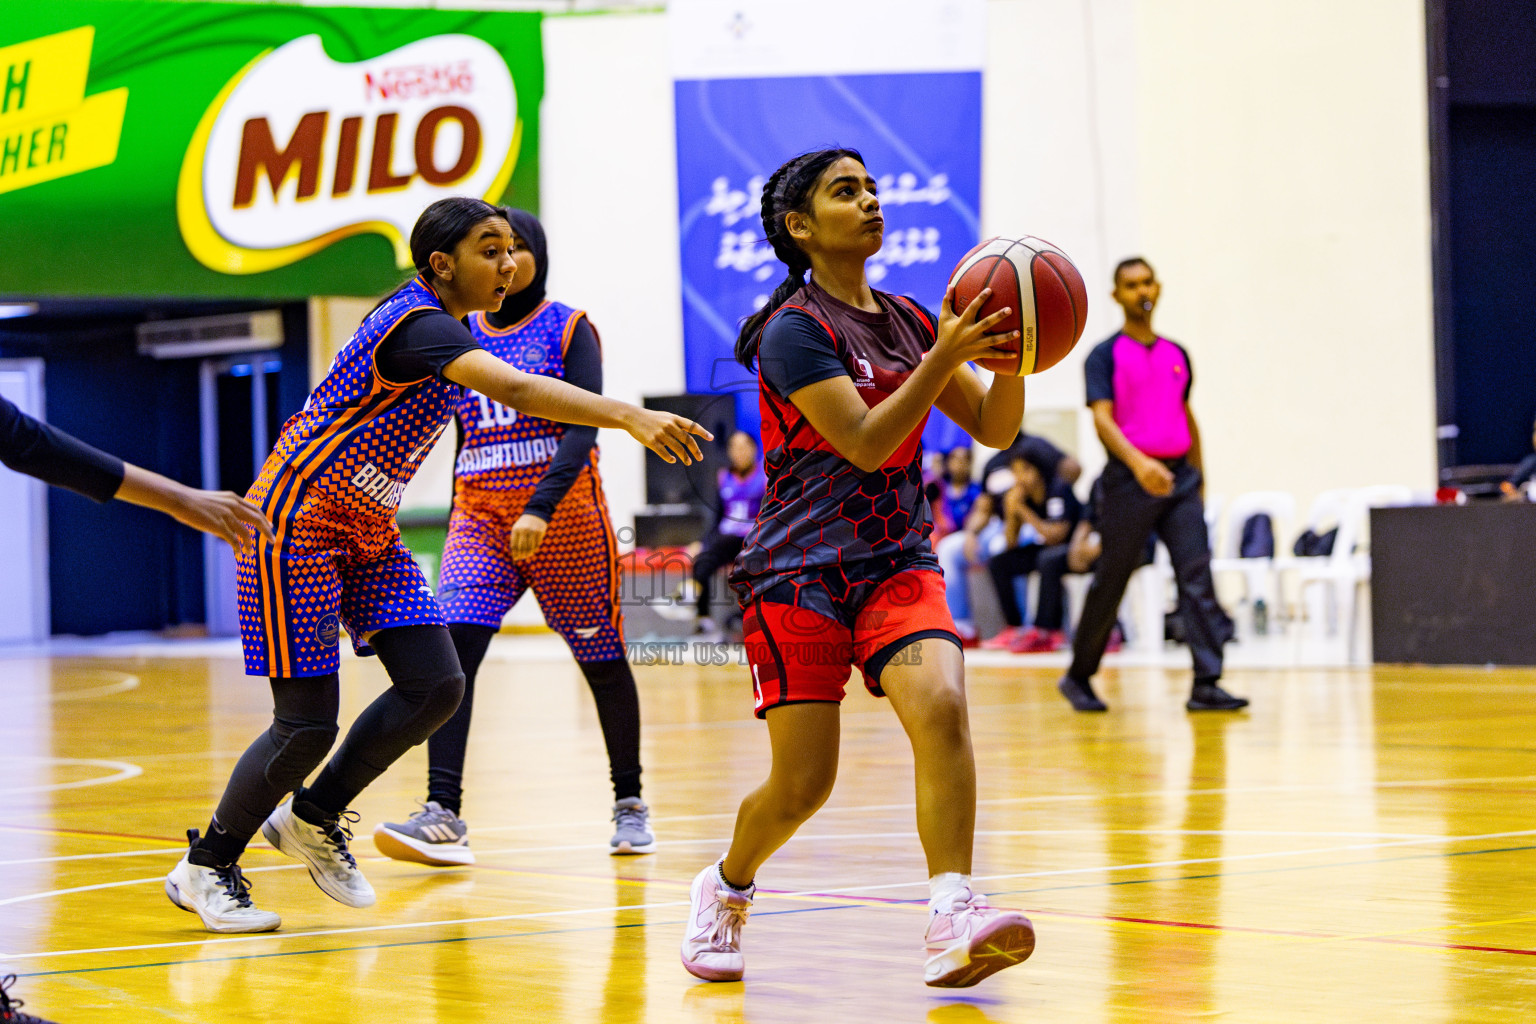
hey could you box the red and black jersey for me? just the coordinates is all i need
[730,278,940,604]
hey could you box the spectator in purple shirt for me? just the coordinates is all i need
[691,430,765,633]
[1057,258,1246,713]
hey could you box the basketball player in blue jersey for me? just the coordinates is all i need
[679,150,1037,988]
[166,197,710,934]
[373,208,656,865]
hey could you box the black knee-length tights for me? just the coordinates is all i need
[198,624,464,864]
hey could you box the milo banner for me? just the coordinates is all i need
[0,1,542,298]
[669,0,985,444]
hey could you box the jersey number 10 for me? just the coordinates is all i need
[474,394,519,428]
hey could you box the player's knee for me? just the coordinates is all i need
[915,681,971,745]
[417,667,466,729]
[263,723,339,790]
[773,767,836,821]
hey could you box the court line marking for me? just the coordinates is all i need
[1,671,140,705]
[50,672,140,702]
[0,863,308,909]
[0,758,142,796]
[10,852,1536,973]
[5,826,1535,962]
[466,773,1536,832]
[0,828,1445,867]
[0,847,187,867]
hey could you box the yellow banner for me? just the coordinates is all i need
[0,87,127,195]
[0,27,95,126]
[0,26,126,195]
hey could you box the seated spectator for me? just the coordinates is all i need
[1501,415,1536,501]
[932,445,983,539]
[691,430,764,634]
[934,491,1003,646]
[982,430,1082,495]
[981,449,1082,649]
[1020,474,1120,652]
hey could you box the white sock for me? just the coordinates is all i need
[716,861,753,896]
[928,872,972,914]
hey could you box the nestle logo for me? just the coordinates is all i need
[365,61,474,102]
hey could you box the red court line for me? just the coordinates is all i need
[0,823,181,844]
[1046,907,1536,956]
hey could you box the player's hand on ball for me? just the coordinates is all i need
[509,513,549,560]
[935,284,1018,369]
[627,409,713,465]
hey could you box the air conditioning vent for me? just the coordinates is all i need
[136,311,284,359]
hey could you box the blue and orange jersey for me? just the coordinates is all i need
[453,300,598,492]
[732,281,939,603]
[248,275,463,529]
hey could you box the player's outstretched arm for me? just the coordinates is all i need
[115,465,276,553]
[443,348,711,464]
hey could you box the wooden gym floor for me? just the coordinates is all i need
[2,642,1535,1022]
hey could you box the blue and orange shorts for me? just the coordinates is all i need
[739,561,959,719]
[436,474,625,663]
[237,499,443,678]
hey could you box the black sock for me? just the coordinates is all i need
[196,819,244,865]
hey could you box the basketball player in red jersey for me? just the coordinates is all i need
[373,208,656,865]
[165,197,709,934]
[680,150,1036,988]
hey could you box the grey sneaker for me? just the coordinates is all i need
[261,799,376,907]
[610,797,656,855]
[373,801,475,867]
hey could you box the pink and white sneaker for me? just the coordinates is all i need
[680,862,754,981]
[923,890,1035,988]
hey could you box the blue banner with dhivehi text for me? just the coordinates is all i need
[673,69,982,449]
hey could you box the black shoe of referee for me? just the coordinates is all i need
[1187,682,1249,711]
[1057,675,1108,712]
[1,975,59,1024]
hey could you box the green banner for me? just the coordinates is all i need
[0,1,543,298]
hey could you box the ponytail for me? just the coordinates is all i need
[734,148,863,370]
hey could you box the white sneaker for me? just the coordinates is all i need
[164,829,281,933]
[680,862,753,981]
[261,799,376,908]
[923,889,1035,987]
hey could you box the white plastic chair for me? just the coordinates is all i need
[1210,490,1296,635]
[1296,485,1414,655]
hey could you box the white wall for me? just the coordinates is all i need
[540,12,685,545]
[1133,0,1436,527]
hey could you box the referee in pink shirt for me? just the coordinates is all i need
[1057,258,1248,713]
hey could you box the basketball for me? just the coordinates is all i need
[947,236,1089,376]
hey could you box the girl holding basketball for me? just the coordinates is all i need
[373,207,657,865]
[166,197,708,934]
[679,149,1035,988]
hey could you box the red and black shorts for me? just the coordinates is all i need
[740,561,959,719]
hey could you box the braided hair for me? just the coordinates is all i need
[735,148,864,370]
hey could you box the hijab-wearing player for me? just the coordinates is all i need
[373,208,656,864]
[679,150,1036,988]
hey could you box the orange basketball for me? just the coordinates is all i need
[947,236,1089,376]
